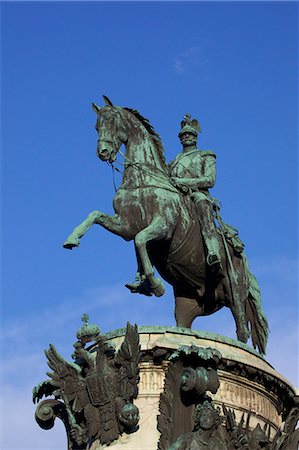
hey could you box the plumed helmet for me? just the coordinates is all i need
[178,113,202,138]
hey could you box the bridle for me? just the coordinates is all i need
[98,108,179,194]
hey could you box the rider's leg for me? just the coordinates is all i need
[193,196,222,270]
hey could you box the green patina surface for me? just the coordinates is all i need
[63,97,268,354]
[104,325,263,359]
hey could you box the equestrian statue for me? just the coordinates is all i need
[63,96,268,354]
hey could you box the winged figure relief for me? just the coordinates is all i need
[33,321,141,448]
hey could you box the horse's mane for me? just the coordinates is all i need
[124,107,167,170]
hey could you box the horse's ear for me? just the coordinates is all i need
[103,95,114,107]
[92,102,101,114]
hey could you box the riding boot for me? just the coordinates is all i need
[195,200,222,273]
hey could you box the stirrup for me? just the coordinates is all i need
[125,278,154,297]
[207,253,221,267]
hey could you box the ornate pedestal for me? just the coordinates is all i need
[89,326,296,449]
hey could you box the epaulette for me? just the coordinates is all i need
[199,150,216,158]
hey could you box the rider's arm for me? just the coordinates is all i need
[172,152,216,190]
[197,152,216,188]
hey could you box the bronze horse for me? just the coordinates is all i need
[63,96,268,354]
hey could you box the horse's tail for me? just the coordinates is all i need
[245,267,269,355]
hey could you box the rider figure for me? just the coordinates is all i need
[169,114,222,274]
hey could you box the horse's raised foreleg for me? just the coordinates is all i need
[134,217,169,297]
[63,211,129,249]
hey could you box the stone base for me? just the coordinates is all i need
[89,326,296,450]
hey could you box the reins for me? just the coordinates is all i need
[107,149,179,194]
[107,162,122,193]
[119,149,168,179]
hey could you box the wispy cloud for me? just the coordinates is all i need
[248,256,298,385]
[249,256,298,285]
[1,384,67,450]
[173,44,206,75]
[1,257,297,448]
[1,283,176,385]
[0,283,174,449]
[174,57,185,74]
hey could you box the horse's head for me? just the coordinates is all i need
[92,96,128,163]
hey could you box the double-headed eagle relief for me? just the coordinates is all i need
[63,96,268,354]
[33,316,141,448]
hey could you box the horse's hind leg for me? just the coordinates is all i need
[134,217,168,297]
[230,287,250,343]
[174,295,205,328]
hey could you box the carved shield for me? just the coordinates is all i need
[85,370,109,406]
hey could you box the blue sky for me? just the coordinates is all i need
[1,2,298,449]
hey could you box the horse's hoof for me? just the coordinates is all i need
[63,238,80,249]
[152,279,165,297]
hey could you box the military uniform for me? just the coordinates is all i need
[168,148,216,197]
[169,115,221,269]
